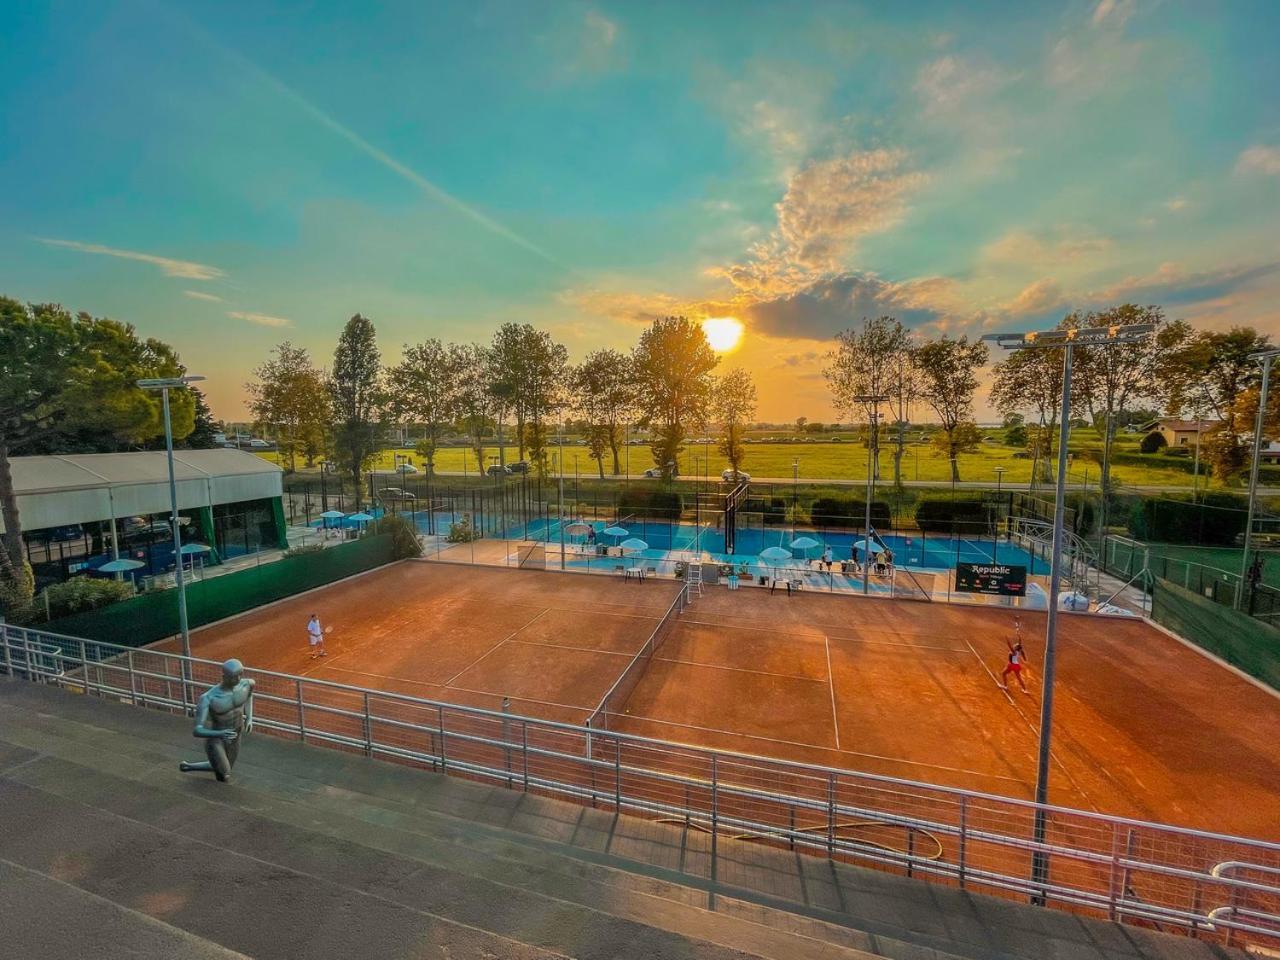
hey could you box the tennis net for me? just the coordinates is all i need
[588,583,688,732]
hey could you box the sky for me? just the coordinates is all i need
[2,0,1278,423]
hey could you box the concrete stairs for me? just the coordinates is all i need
[0,681,1245,960]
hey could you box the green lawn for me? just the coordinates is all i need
[262,428,1207,489]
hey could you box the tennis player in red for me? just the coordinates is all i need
[1000,633,1028,693]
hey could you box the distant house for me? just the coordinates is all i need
[1149,418,1220,448]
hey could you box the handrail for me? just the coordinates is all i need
[4,622,1279,850]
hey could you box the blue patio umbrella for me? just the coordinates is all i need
[98,557,144,573]
[174,543,211,555]
[320,510,345,519]
[789,536,821,556]
[347,512,375,524]
[602,525,628,540]
[759,545,793,579]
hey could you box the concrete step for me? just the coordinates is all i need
[0,684,882,960]
[0,681,1246,960]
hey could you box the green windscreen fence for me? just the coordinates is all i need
[45,535,398,648]
[1151,578,1280,691]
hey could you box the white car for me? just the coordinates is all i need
[721,469,751,482]
[641,467,664,478]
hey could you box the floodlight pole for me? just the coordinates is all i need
[137,375,205,713]
[852,395,889,594]
[983,324,1153,905]
[1237,350,1280,609]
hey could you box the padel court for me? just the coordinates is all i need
[183,561,1280,840]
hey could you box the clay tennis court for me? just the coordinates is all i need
[180,560,1280,840]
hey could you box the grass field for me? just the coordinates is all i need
[260,427,1208,489]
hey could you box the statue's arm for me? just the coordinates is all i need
[244,679,256,733]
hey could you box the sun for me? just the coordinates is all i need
[701,316,744,353]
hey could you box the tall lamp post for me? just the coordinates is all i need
[137,375,205,709]
[1237,349,1280,610]
[851,395,889,595]
[983,323,1154,904]
[993,467,1005,562]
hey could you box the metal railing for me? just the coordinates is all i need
[3,622,1278,949]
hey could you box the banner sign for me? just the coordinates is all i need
[955,562,1027,597]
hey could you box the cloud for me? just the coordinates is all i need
[914,56,1011,115]
[1090,261,1280,305]
[183,290,223,302]
[38,239,225,280]
[1007,278,1064,316]
[1164,196,1190,212]
[981,227,1112,269]
[1091,0,1136,29]
[1048,0,1143,94]
[583,9,617,50]
[717,148,928,296]
[229,310,292,328]
[1236,145,1280,176]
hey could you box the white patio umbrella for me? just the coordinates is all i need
[564,521,593,537]
[759,545,793,579]
[98,557,144,573]
[618,538,649,553]
[602,525,629,540]
[320,510,345,519]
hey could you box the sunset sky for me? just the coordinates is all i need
[2,0,1278,422]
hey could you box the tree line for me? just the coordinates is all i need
[248,315,759,503]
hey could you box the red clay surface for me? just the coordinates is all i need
[179,561,1280,840]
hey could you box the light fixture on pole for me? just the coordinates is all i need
[851,395,889,595]
[994,467,1006,562]
[1237,348,1280,610]
[983,323,1154,903]
[137,375,206,710]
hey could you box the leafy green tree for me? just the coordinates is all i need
[0,298,192,608]
[517,329,568,477]
[915,335,988,482]
[713,369,757,479]
[246,341,331,472]
[990,344,1064,484]
[180,389,221,449]
[452,343,497,474]
[825,316,918,483]
[386,339,459,476]
[329,315,383,508]
[632,317,719,480]
[571,349,636,478]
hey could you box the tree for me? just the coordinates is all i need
[180,388,221,449]
[825,316,919,485]
[632,317,719,480]
[914,335,988,482]
[1160,326,1272,479]
[1065,305,1184,493]
[487,324,530,462]
[930,420,982,463]
[0,298,192,609]
[452,343,497,474]
[517,329,568,478]
[795,416,807,433]
[386,339,459,476]
[990,345,1064,484]
[712,369,758,479]
[246,342,331,472]
[329,315,383,508]
[1140,431,1167,454]
[572,349,636,478]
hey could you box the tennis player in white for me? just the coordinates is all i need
[307,613,327,658]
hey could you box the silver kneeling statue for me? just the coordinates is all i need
[179,659,256,782]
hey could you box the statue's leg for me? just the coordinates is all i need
[179,759,213,773]
[224,735,240,772]
[208,738,233,781]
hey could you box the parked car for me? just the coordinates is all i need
[377,487,417,502]
[721,469,751,482]
[486,464,511,477]
[507,460,530,475]
[641,467,664,478]
[393,462,419,474]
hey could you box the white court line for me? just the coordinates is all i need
[965,638,1016,706]
[824,630,841,750]
[442,608,548,686]
[651,654,828,684]
[960,538,996,562]
[316,663,592,716]
[612,712,1025,785]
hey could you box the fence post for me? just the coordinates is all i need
[710,754,719,884]
[1,626,11,676]
[438,704,447,770]
[1107,822,1122,921]
[958,795,968,889]
[522,721,529,790]
[827,773,836,855]
[128,649,138,705]
[296,679,306,742]
[614,738,622,811]
[362,691,372,757]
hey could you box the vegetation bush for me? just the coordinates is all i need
[915,497,990,534]
[366,514,422,558]
[810,497,892,530]
[446,515,479,543]
[1139,431,1167,454]
[1127,492,1247,545]
[282,543,324,558]
[1162,446,1191,458]
[1004,425,1028,447]
[10,576,134,625]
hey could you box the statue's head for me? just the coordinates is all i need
[221,659,244,686]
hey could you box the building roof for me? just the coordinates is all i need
[1157,419,1219,432]
[2,449,283,533]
